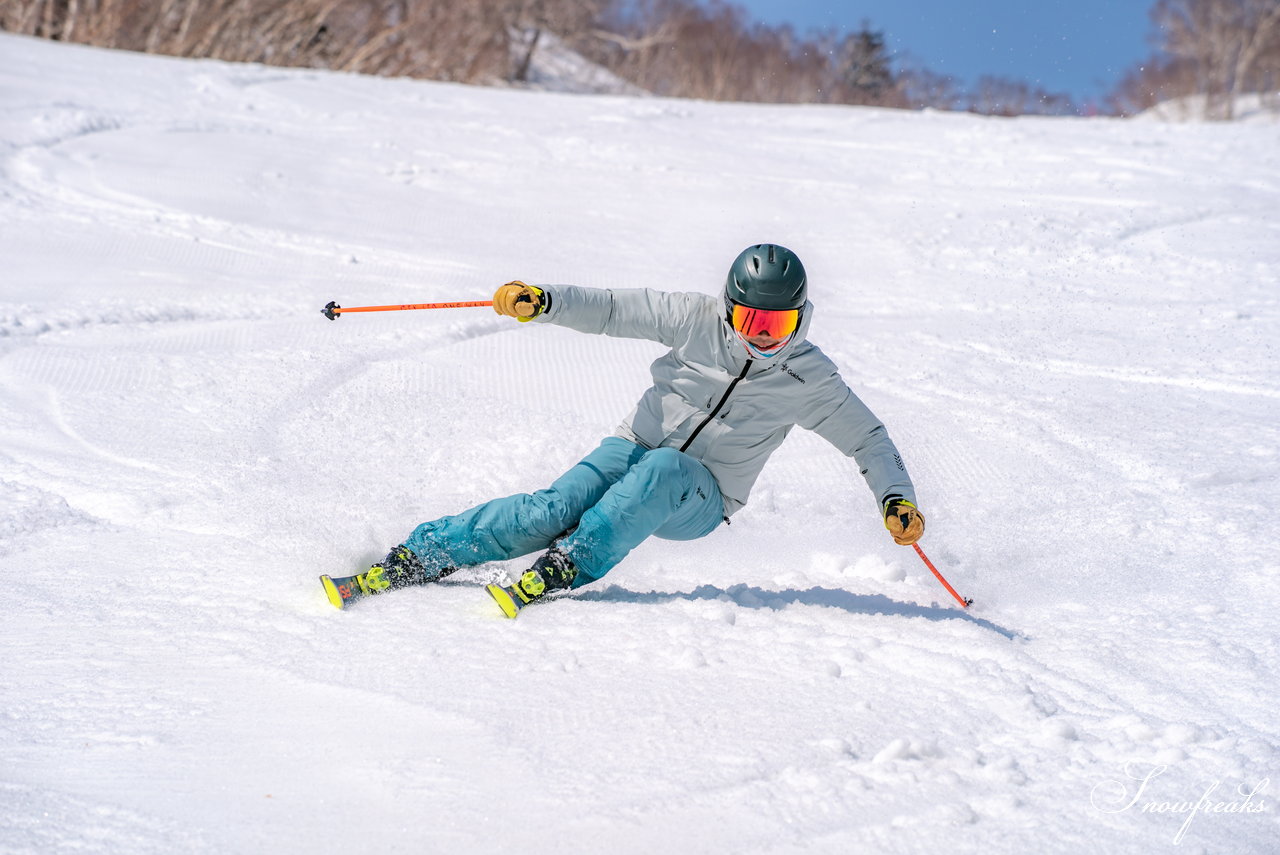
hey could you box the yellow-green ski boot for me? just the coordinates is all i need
[487,548,577,619]
[321,545,454,610]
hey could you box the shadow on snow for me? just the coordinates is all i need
[571,583,1021,640]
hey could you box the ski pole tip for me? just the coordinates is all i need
[322,301,341,321]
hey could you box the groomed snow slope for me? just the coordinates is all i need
[1,33,1278,855]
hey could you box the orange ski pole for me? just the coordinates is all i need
[913,543,973,608]
[322,300,492,320]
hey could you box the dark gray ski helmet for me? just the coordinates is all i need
[724,244,807,311]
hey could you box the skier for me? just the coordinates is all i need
[325,244,924,617]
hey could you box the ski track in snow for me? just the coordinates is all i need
[2,33,1279,854]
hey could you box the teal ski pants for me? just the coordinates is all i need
[403,437,724,586]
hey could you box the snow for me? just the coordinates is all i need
[509,28,649,96]
[1135,92,1280,123]
[2,32,1278,854]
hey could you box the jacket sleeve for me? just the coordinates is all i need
[531,285,710,347]
[800,371,917,509]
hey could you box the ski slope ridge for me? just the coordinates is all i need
[1,33,1278,854]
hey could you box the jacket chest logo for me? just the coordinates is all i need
[779,362,806,384]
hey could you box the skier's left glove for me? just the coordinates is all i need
[493,281,546,322]
[883,496,925,546]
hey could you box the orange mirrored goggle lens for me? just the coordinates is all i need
[731,305,800,340]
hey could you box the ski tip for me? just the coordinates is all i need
[320,575,346,610]
[486,584,521,619]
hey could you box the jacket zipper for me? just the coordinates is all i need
[680,359,753,453]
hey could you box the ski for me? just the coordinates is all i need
[320,572,375,610]
[322,569,532,618]
[486,582,524,619]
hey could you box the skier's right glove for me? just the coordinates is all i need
[883,496,925,546]
[493,281,546,322]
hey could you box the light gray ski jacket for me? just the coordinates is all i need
[532,285,916,518]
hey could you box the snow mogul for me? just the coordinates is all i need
[322,244,924,617]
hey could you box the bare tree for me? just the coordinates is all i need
[897,67,963,110]
[965,75,1077,117]
[506,0,606,83]
[1108,55,1201,115]
[0,0,520,83]
[578,0,909,106]
[1152,0,1280,118]
[2,0,1109,116]
[968,76,1034,116]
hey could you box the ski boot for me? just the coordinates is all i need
[487,547,577,619]
[321,545,455,610]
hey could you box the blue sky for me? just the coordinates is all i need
[728,0,1154,104]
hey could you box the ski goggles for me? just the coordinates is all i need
[730,304,801,341]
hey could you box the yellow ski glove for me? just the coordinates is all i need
[883,497,925,546]
[493,281,545,322]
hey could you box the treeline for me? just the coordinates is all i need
[1111,0,1280,118]
[1,0,523,81]
[0,0,1078,115]
[4,0,1277,118]
[583,2,1076,114]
